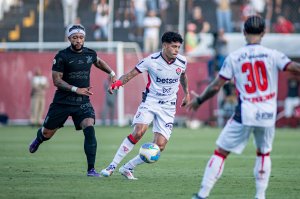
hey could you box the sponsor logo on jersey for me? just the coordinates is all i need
[176,68,182,75]
[156,92,167,96]
[255,111,274,121]
[165,122,173,130]
[163,87,172,93]
[139,106,148,110]
[156,77,178,84]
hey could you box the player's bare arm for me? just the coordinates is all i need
[52,71,93,96]
[108,68,140,94]
[119,68,140,85]
[186,76,227,111]
[180,72,190,107]
[286,61,300,74]
[94,57,113,74]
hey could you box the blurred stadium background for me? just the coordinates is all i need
[0,0,299,127]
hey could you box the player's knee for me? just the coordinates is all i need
[81,118,94,129]
[42,128,56,139]
[157,143,165,152]
[132,126,147,141]
[216,147,230,158]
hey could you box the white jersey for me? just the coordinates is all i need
[135,51,187,104]
[219,44,291,127]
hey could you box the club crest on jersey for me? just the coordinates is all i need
[53,59,56,65]
[86,56,93,64]
[176,68,182,75]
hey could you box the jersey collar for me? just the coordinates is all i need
[160,52,176,65]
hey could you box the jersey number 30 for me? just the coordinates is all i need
[242,61,268,93]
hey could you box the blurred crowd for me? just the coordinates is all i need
[1,0,300,50]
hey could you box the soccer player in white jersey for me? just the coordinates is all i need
[100,31,190,179]
[187,15,300,199]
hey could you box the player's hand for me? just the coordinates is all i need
[180,92,190,107]
[108,80,123,94]
[186,90,201,111]
[110,75,117,84]
[76,87,93,96]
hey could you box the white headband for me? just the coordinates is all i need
[66,25,86,37]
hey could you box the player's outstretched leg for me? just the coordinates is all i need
[101,134,138,177]
[118,154,145,180]
[254,152,271,199]
[29,128,49,153]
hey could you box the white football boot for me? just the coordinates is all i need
[119,165,137,180]
[100,164,116,177]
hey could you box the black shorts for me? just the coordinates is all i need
[43,102,95,130]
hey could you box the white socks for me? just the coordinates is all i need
[197,151,271,199]
[198,151,226,198]
[110,136,136,167]
[254,153,271,199]
[124,155,145,170]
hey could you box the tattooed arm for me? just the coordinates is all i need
[52,71,93,96]
[119,68,140,85]
[52,71,72,91]
[108,68,140,94]
[179,72,190,107]
[94,57,114,74]
[186,76,227,111]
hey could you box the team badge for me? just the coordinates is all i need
[53,59,56,65]
[86,56,93,64]
[176,68,181,75]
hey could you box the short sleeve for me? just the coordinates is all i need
[135,58,148,73]
[218,56,233,80]
[92,49,98,64]
[52,52,65,72]
[273,50,291,71]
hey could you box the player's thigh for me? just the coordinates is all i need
[43,103,70,130]
[72,102,95,130]
[216,119,252,154]
[152,105,176,141]
[132,103,155,125]
[253,126,275,154]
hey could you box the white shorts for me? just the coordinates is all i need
[216,119,275,154]
[132,100,176,140]
[284,97,300,118]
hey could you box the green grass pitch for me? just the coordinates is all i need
[0,126,299,199]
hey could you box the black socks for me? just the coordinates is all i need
[36,128,50,143]
[83,126,97,171]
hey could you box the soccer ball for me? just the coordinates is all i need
[139,143,161,163]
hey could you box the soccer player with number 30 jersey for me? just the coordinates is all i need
[187,15,300,199]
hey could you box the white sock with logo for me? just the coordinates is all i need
[110,136,136,167]
[254,153,271,199]
[124,155,145,170]
[198,151,226,198]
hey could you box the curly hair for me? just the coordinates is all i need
[161,31,184,44]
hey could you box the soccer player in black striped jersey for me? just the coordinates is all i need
[29,24,116,177]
